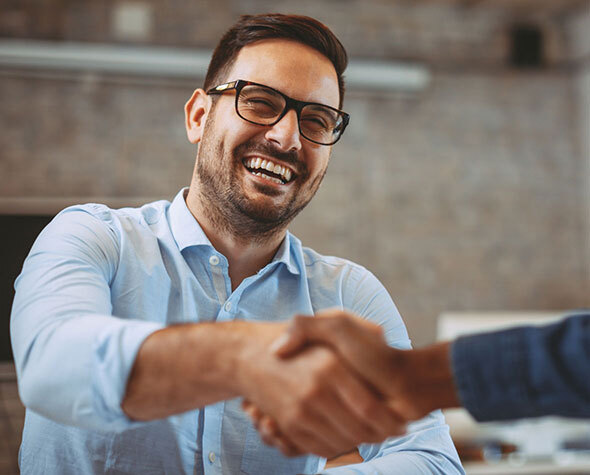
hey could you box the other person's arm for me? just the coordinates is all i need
[271,311,590,421]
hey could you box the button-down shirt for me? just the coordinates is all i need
[11,188,463,474]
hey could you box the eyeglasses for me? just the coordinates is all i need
[206,80,350,146]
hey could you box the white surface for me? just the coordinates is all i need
[437,311,567,341]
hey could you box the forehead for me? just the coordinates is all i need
[225,39,340,108]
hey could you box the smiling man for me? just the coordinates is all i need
[11,14,463,474]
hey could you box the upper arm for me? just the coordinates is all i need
[11,207,120,362]
[343,267,411,349]
[9,207,161,431]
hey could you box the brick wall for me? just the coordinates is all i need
[1,2,588,347]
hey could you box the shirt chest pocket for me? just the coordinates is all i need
[240,425,322,475]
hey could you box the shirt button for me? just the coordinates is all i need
[224,301,232,312]
[209,255,220,266]
[208,451,216,463]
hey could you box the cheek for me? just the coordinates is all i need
[308,150,331,177]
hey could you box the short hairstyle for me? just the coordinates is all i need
[204,13,348,108]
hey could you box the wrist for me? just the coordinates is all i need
[232,321,288,398]
[409,342,460,413]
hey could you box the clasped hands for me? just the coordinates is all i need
[239,309,455,459]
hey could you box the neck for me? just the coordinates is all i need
[185,187,287,290]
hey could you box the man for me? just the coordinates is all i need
[11,14,463,474]
[244,310,590,455]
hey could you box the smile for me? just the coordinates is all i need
[243,157,294,185]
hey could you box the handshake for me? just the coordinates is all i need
[240,309,460,459]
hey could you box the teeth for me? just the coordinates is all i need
[253,172,283,184]
[244,157,294,183]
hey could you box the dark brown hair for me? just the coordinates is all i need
[204,13,348,108]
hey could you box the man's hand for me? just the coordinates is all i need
[242,310,461,455]
[235,322,406,459]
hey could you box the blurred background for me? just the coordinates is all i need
[1,0,589,473]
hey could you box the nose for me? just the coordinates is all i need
[264,109,302,152]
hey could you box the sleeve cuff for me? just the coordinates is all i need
[92,320,165,431]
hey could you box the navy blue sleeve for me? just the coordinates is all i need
[451,313,590,421]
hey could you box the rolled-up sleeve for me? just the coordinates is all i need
[10,208,163,432]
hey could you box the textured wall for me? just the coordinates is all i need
[1,1,589,345]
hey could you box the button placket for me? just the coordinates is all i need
[208,253,229,308]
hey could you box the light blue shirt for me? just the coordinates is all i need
[11,188,463,474]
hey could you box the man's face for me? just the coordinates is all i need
[194,39,340,236]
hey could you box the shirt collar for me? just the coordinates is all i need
[272,231,301,275]
[168,188,213,251]
[168,188,301,275]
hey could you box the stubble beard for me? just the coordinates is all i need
[194,115,327,243]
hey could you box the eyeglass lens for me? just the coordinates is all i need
[237,84,344,145]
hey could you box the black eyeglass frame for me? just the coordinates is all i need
[206,79,350,146]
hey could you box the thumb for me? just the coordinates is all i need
[270,315,314,357]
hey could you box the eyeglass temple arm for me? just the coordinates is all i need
[207,81,239,94]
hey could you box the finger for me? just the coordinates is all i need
[273,313,357,358]
[282,312,399,397]
[258,417,304,457]
[274,402,357,459]
[331,364,407,441]
[284,426,348,459]
[313,388,383,446]
[285,384,374,458]
[242,402,264,429]
[249,412,307,458]
[259,417,281,446]
[247,384,357,457]
[276,438,304,457]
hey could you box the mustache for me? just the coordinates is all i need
[233,139,306,175]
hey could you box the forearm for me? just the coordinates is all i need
[122,320,262,420]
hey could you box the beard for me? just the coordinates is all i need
[194,114,327,242]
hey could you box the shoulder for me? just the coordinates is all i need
[300,244,368,280]
[297,241,411,348]
[299,244,385,296]
[57,199,170,229]
[49,199,170,239]
[32,199,171,263]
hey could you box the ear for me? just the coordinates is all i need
[184,89,211,144]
